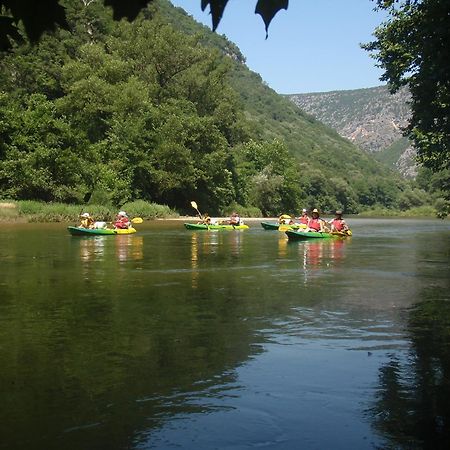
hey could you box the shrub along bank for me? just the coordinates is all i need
[0,200,178,223]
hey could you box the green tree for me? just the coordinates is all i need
[0,93,94,201]
[364,0,450,214]
[234,140,302,215]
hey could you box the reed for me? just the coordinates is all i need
[2,200,178,222]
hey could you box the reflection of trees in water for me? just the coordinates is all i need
[370,286,450,448]
[0,253,263,450]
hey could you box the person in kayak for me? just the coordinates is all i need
[201,213,211,225]
[307,208,327,232]
[298,209,309,225]
[229,211,241,226]
[278,214,293,224]
[329,210,349,233]
[79,212,95,229]
[114,211,131,229]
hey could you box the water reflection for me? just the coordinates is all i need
[115,235,144,262]
[370,286,450,449]
[189,231,246,288]
[79,236,106,261]
[78,235,144,263]
[190,232,199,289]
[294,238,350,285]
[229,230,244,259]
[278,233,288,257]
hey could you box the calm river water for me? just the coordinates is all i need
[1,218,449,450]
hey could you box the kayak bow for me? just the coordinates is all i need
[261,222,307,231]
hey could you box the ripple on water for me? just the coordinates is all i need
[261,307,409,352]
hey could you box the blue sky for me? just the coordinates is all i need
[170,0,388,94]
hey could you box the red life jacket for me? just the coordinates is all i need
[114,216,130,229]
[299,215,309,225]
[308,218,321,231]
[332,218,345,231]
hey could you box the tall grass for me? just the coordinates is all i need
[2,200,178,222]
[0,201,19,220]
[121,200,179,219]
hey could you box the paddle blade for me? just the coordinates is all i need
[190,201,198,210]
[131,217,143,224]
[346,229,353,236]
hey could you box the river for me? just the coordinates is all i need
[0,218,449,449]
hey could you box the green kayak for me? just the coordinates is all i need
[68,226,137,236]
[285,230,333,240]
[286,229,351,240]
[184,223,249,230]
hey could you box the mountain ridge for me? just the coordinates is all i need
[287,86,417,178]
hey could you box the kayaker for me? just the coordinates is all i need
[114,211,131,229]
[202,213,211,225]
[298,209,309,225]
[329,210,349,232]
[229,211,241,226]
[307,208,327,232]
[79,212,94,229]
[278,214,293,224]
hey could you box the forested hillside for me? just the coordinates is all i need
[0,0,432,215]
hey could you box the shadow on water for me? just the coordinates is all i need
[0,224,267,450]
[369,232,450,449]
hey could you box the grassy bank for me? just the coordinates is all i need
[1,200,446,222]
[0,200,179,222]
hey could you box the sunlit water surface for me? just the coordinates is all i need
[0,218,449,449]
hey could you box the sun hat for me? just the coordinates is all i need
[81,212,90,217]
[312,208,319,214]
[302,208,307,213]
[335,210,343,215]
[118,211,127,216]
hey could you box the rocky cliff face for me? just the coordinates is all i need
[288,86,417,177]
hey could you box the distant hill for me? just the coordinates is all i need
[163,3,404,184]
[288,86,417,178]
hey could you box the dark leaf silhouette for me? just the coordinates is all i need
[255,0,288,37]
[104,0,152,21]
[201,0,229,31]
[0,0,290,50]
[0,0,68,48]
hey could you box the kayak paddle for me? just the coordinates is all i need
[190,201,203,220]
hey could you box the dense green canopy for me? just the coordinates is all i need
[0,0,436,216]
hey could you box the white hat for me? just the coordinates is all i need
[302,209,307,213]
[118,211,127,216]
[81,212,90,217]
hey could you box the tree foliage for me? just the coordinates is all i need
[0,0,422,216]
[363,0,450,214]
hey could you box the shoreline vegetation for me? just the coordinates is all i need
[0,200,179,223]
[0,201,446,223]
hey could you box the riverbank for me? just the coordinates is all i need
[0,200,179,223]
[1,201,446,223]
